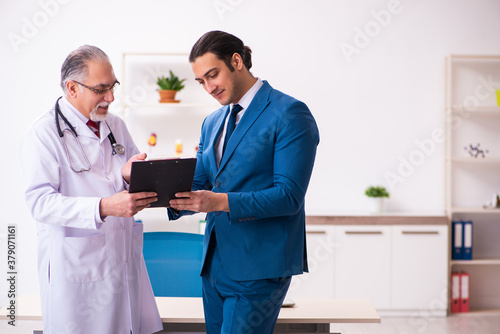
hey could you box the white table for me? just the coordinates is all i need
[1,295,380,333]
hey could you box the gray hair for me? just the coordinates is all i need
[60,45,110,95]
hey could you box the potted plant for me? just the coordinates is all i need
[365,185,390,214]
[157,70,186,103]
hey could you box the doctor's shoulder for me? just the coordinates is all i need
[19,109,61,163]
[24,109,60,140]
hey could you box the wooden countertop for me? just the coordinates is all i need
[306,215,448,225]
[0,295,380,324]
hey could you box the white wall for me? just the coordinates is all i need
[1,0,500,303]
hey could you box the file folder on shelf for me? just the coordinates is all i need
[462,220,473,260]
[450,271,470,313]
[450,272,461,313]
[460,272,470,312]
[452,221,463,260]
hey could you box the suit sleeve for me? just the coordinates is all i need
[226,101,319,223]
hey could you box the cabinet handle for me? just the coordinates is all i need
[306,231,327,235]
[402,231,439,235]
[344,231,382,235]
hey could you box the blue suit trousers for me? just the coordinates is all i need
[202,235,291,334]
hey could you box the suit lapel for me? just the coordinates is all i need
[218,81,272,173]
[207,106,230,173]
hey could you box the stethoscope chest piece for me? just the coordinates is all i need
[106,124,125,155]
[113,143,126,155]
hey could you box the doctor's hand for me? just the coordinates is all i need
[169,190,229,213]
[121,153,148,184]
[100,191,157,219]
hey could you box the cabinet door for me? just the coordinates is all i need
[288,225,335,299]
[391,225,448,311]
[334,225,391,309]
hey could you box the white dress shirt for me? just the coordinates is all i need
[215,78,264,166]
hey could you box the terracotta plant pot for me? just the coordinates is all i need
[158,90,180,103]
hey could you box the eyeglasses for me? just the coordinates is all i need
[73,80,120,95]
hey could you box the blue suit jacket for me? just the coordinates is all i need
[170,81,319,281]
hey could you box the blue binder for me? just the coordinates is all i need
[452,220,463,260]
[462,220,473,260]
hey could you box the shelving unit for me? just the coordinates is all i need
[119,52,219,158]
[119,52,219,231]
[445,55,500,314]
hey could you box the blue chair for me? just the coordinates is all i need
[143,231,204,297]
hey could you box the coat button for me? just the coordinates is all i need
[215,181,220,187]
[215,211,221,216]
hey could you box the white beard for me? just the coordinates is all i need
[90,102,110,122]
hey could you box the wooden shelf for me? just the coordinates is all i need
[448,157,500,163]
[450,207,500,214]
[449,54,500,60]
[306,215,447,225]
[450,308,500,317]
[123,103,219,118]
[449,106,500,114]
[452,259,500,265]
[125,102,219,108]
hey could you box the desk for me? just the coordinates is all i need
[1,295,380,333]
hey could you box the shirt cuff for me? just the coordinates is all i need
[95,198,105,228]
[123,177,130,191]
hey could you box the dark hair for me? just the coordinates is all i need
[189,30,252,71]
[60,45,109,94]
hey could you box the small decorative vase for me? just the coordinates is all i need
[368,197,385,214]
[158,90,180,103]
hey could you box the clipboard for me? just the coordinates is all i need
[129,158,197,207]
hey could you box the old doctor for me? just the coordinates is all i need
[20,45,162,334]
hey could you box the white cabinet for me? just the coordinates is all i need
[288,225,335,299]
[334,225,392,309]
[295,222,448,316]
[391,225,448,314]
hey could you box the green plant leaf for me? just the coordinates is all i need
[157,71,186,91]
[365,185,390,198]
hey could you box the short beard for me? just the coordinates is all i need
[90,102,110,122]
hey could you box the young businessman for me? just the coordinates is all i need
[169,31,320,334]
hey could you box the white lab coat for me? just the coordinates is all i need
[20,98,162,334]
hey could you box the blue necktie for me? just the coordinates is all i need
[222,104,243,157]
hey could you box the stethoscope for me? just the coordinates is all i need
[55,97,125,173]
